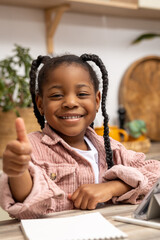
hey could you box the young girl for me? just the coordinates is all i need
[0,54,160,219]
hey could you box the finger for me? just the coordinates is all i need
[73,192,85,209]
[80,195,89,210]
[87,199,98,210]
[3,168,28,177]
[11,154,30,165]
[6,140,32,155]
[69,188,82,209]
[4,161,29,173]
[3,157,29,175]
[70,188,80,202]
[3,151,31,167]
[15,118,29,143]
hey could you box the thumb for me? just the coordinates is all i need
[15,117,29,143]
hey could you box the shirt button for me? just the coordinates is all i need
[50,173,56,180]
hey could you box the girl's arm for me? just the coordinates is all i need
[3,118,33,202]
[104,138,160,204]
[1,119,65,219]
[68,180,132,210]
[9,170,33,202]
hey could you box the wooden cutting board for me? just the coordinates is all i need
[119,56,160,141]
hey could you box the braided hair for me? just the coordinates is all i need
[29,54,114,169]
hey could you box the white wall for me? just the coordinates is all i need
[0,5,160,126]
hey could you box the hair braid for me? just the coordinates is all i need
[29,55,50,129]
[80,54,114,169]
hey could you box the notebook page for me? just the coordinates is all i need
[21,212,127,240]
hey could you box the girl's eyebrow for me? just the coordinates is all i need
[48,84,91,91]
[48,85,62,91]
[76,84,91,89]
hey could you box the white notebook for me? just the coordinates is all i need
[21,212,127,240]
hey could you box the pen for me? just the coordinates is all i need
[112,216,160,230]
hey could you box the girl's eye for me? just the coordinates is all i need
[78,92,90,97]
[49,94,63,99]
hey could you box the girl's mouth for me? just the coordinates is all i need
[59,115,83,119]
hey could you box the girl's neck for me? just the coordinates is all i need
[50,126,88,151]
[64,137,89,151]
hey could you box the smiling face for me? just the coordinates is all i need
[36,63,100,146]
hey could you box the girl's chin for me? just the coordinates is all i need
[55,128,85,138]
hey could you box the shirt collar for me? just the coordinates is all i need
[41,123,119,151]
[41,123,98,147]
[41,123,62,146]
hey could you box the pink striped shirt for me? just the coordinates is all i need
[0,124,160,219]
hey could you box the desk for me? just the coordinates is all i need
[0,204,160,240]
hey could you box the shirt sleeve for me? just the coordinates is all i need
[103,138,160,204]
[0,161,65,219]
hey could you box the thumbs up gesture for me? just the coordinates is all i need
[3,118,32,177]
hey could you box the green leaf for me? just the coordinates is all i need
[14,109,20,117]
[141,127,147,134]
[0,44,33,111]
[130,131,141,138]
[125,119,147,138]
[132,33,160,44]
[3,105,14,112]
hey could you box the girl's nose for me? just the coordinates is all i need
[62,95,78,109]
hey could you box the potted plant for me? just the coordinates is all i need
[0,44,40,157]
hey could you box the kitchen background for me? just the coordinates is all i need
[0,3,160,127]
[0,0,160,221]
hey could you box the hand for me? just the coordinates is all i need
[3,118,32,177]
[68,181,132,210]
[68,183,114,210]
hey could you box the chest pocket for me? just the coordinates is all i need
[49,165,76,183]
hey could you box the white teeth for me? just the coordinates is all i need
[61,116,81,119]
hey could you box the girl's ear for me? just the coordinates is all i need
[95,90,101,112]
[36,95,44,116]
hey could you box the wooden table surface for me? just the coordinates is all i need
[145,142,160,161]
[0,204,160,240]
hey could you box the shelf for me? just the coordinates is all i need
[0,0,160,20]
[1,0,160,53]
